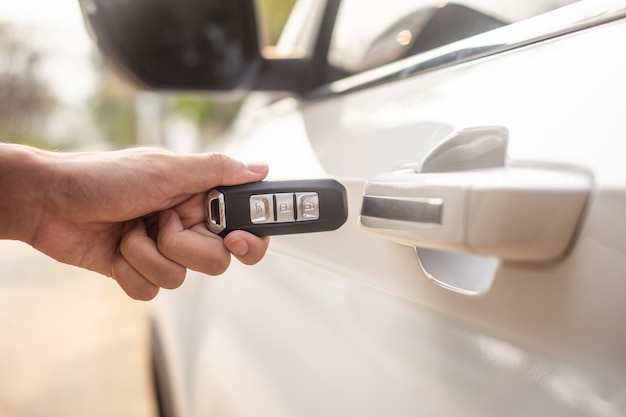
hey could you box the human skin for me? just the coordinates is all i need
[0,143,270,300]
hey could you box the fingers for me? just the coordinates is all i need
[158,210,270,271]
[113,208,271,301]
[184,153,269,194]
[111,257,160,301]
[113,219,187,300]
[157,209,232,275]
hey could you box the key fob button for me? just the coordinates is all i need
[296,192,319,221]
[275,193,296,223]
[249,194,274,224]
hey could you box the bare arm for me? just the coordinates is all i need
[0,143,270,300]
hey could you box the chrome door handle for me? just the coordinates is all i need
[359,167,591,263]
[358,127,592,263]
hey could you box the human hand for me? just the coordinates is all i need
[0,145,270,300]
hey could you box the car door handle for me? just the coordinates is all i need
[359,167,591,262]
[358,127,592,263]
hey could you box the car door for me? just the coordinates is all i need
[152,1,626,416]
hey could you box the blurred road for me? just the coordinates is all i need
[0,240,157,417]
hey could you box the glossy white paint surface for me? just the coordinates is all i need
[153,9,626,417]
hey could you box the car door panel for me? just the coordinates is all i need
[153,10,626,417]
[182,252,624,417]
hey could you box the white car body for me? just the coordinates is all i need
[151,1,626,416]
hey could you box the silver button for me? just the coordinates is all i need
[275,193,295,223]
[250,194,274,224]
[296,192,319,221]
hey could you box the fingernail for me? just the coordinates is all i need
[245,161,269,174]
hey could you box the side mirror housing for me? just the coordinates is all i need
[80,0,262,91]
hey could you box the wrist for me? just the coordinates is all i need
[0,143,56,244]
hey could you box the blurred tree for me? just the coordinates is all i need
[0,24,56,147]
[88,64,138,148]
[171,95,218,126]
[169,95,241,131]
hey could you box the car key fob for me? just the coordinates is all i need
[206,179,348,237]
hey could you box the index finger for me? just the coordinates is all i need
[176,153,269,195]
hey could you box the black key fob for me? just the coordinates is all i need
[205,179,348,237]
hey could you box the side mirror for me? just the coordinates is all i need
[80,0,262,91]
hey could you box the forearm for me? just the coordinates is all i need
[0,143,56,244]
